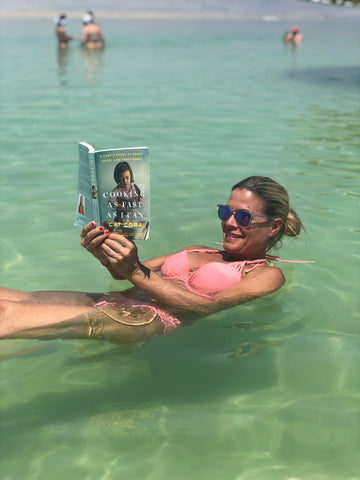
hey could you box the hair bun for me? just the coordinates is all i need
[285,208,303,237]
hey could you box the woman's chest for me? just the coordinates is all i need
[186,251,229,275]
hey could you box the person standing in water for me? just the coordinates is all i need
[54,14,76,49]
[283,26,303,47]
[291,26,303,47]
[81,11,105,50]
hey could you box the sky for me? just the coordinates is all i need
[0,0,359,18]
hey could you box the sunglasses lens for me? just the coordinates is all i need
[217,205,231,221]
[235,210,251,226]
[218,205,252,226]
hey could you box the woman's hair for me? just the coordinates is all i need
[232,176,304,251]
[114,162,134,184]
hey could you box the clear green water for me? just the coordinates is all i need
[0,17,359,480]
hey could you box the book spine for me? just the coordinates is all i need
[88,151,100,225]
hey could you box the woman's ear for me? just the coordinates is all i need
[269,218,283,237]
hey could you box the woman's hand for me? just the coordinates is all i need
[80,222,110,266]
[101,234,143,279]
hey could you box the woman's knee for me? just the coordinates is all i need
[0,288,30,302]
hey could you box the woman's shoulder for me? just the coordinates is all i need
[246,262,285,289]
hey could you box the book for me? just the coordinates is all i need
[75,142,150,240]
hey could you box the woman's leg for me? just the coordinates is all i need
[0,287,31,302]
[0,300,97,338]
[0,301,165,344]
[0,287,102,305]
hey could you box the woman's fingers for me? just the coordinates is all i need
[101,236,137,261]
[80,221,96,239]
[81,225,109,250]
[100,238,127,258]
[104,235,137,256]
[108,233,135,249]
[80,224,138,275]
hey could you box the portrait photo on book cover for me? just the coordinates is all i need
[100,160,148,238]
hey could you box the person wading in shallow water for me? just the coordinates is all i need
[55,14,77,49]
[81,11,105,50]
[283,25,303,47]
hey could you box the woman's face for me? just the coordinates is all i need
[119,170,131,190]
[221,188,279,259]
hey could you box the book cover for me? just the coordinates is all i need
[75,142,150,240]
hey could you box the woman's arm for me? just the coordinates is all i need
[101,234,285,316]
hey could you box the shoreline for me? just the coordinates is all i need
[0,11,335,21]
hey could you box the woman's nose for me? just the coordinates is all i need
[225,212,237,227]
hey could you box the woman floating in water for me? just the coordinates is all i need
[0,176,311,344]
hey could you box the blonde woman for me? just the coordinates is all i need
[0,176,310,344]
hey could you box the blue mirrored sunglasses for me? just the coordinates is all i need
[217,204,267,227]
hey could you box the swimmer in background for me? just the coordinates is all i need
[291,26,303,47]
[283,26,303,48]
[54,14,76,49]
[283,31,293,44]
[81,11,105,50]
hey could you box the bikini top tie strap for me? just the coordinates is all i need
[233,258,268,275]
[265,254,315,264]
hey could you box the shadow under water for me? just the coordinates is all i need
[287,66,360,89]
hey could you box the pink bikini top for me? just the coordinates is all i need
[160,248,313,298]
